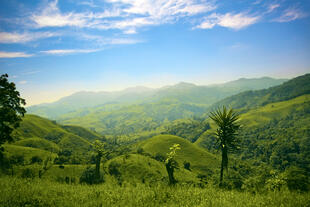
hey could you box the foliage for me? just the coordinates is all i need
[0,74,26,146]
[285,167,309,192]
[165,144,181,185]
[80,166,104,185]
[209,106,240,185]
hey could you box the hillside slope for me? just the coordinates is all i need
[209,73,310,112]
[4,114,106,165]
[138,135,219,174]
[197,94,310,172]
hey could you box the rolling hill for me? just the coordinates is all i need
[209,73,310,112]
[3,114,105,165]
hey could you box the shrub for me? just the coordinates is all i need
[31,156,43,164]
[285,167,309,192]
[183,161,191,171]
[137,147,144,154]
[21,167,36,179]
[80,166,104,185]
[153,153,165,162]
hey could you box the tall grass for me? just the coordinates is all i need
[1,176,309,207]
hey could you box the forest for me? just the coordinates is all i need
[0,73,310,207]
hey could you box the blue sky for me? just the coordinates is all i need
[0,0,309,105]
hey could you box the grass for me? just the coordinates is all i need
[0,176,309,207]
[139,135,219,174]
[239,94,310,127]
[3,144,57,163]
[13,137,60,153]
[104,153,200,185]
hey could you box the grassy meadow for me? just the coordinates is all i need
[1,176,309,207]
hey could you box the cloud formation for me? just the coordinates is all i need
[40,49,100,55]
[273,8,306,22]
[31,0,215,33]
[195,12,260,30]
[0,0,307,58]
[0,51,33,58]
[0,32,57,43]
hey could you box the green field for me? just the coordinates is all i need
[1,176,309,207]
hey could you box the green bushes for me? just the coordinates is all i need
[21,167,36,179]
[80,166,104,185]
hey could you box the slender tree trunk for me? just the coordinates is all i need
[220,146,228,186]
[220,158,224,186]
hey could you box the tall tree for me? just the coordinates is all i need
[209,106,240,186]
[0,74,26,147]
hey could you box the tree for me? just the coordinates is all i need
[165,143,181,185]
[209,106,240,186]
[0,74,26,148]
[93,140,105,182]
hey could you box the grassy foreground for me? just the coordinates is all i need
[1,177,309,207]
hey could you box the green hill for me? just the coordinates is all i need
[138,135,219,174]
[3,144,57,164]
[210,73,310,112]
[61,125,103,142]
[104,153,200,185]
[2,114,103,165]
[197,94,310,173]
[12,114,92,153]
[14,138,60,153]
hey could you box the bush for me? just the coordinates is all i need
[10,155,24,165]
[285,167,309,192]
[31,156,43,164]
[183,161,191,171]
[21,168,36,179]
[153,153,165,162]
[79,166,104,185]
[137,147,144,154]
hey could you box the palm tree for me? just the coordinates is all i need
[209,106,240,186]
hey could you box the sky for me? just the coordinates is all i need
[0,0,309,106]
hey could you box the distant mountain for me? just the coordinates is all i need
[27,77,287,119]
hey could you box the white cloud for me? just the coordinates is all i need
[79,0,98,8]
[273,8,306,22]
[195,12,260,30]
[267,4,280,13]
[41,49,100,55]
[79,34,142,45]
[0,32,57,43]
[30,0,215,33]
[31,0,87,27]
[0,51,33,58]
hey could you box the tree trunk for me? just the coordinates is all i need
[166,161,176,185]
[220,146,228,186]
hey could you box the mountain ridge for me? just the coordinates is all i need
[27,76,288,119]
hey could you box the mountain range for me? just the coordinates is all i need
[27,77,287,119]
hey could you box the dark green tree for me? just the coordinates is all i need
[93,140,105,181]
[165,143,180,185]
[0,74,26,149]
[209,106,240,186]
